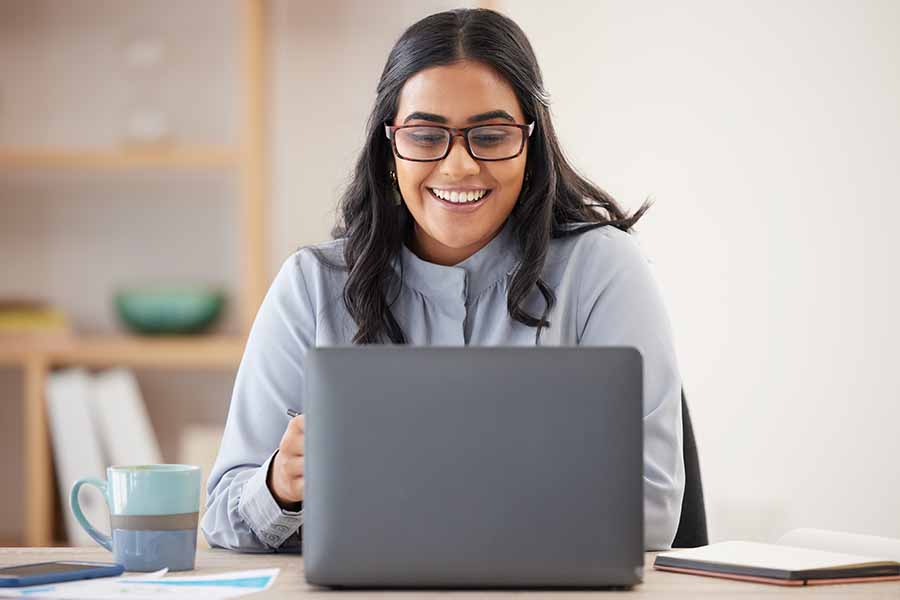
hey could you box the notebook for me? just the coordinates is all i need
[89,368,163,467]
[654,529,900,586]
[45,369,107,546]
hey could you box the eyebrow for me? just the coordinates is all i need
[402,110,516,124]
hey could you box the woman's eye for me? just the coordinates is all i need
[471,132,509,146]
[409,134,445,145]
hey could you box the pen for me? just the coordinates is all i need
[286,408,301,418]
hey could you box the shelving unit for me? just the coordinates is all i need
[0,336,246,369]
[0,0,270,546]
[0,146,238,170]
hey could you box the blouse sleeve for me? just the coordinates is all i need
[576,230,686,550]
[201,250,317,553]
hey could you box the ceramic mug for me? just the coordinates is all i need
[71,464,201,571]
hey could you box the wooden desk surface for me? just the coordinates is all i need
[2,547,898,598]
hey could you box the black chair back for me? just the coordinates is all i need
[672,390,709,548]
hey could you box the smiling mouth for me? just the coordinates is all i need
[427,187,493,204]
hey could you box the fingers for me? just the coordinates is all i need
[280,432,304,457]
[272,415,306,504]
[281,455,304,501]
[271,451,304,503]
[275,469,305,503]
[288,414,305,433]
[281,454,304,478]
[279,417,305,457]
[285,476,305,502]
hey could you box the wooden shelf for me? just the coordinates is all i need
[0,334,246,369]
[8,0,269,548]
[0,145,239,170]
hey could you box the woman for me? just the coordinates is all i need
[202,8,684,553]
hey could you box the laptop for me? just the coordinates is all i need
[302,346,644,589]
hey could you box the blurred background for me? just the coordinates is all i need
[0,0,898,547]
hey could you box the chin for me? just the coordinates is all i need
[427,225,486,250]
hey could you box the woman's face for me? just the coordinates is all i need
[392,60,528,266]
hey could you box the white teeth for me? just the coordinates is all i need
[430,188,488,203]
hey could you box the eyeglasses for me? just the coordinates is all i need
[385,122,535,162]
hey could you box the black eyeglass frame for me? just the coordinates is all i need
[384,121,535,162]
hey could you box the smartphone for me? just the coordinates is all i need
[0,561,124,587]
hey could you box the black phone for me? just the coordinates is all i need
[0,560,124,587]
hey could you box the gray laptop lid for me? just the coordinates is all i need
[303,346,644,588]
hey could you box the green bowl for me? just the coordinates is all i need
[114,287,225,335]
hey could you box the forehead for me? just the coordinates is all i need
[396,60,524,123]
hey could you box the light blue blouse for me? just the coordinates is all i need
[202,217,685,552]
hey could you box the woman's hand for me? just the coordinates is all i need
[267,415,305,510]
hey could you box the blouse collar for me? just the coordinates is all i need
[395,217,520,305]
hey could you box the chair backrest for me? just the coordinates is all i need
[672,389,709,548]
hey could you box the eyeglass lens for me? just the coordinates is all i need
[394,125,523,160]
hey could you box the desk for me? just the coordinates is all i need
[2,547,898,598]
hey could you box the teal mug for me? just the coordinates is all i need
[71,465,201,571]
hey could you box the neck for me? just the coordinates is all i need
[408,223,503,266]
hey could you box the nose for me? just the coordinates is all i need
[439,134,480,179]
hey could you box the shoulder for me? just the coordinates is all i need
[269,238,349,310]
[274,237,348,282]
[548,224,669,334]
[547,223,651,284]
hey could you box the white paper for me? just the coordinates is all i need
[0,568,278,599]
[776,528,900,562]
[0,569,166,598]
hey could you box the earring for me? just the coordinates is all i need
[389,170,402,205]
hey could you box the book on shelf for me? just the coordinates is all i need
[89,368,163,467]
[45,369,107,547]
[45,367,163,545]
[0,297,70,337]
[654,528,900,586]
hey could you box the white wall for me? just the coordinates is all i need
[3,0,897,544]
[277,0,900,542]
[499,0,900,541]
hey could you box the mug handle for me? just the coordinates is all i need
[70,477,112,551]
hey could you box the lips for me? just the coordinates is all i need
[426,187,493,212]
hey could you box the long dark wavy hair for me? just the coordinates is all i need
[310,8,651,345]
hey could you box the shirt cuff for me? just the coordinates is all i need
[238,451,304,549]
